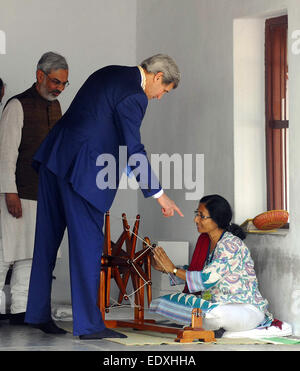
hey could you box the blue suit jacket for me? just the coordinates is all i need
[33,66,161,213]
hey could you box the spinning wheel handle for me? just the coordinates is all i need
[101,257,109,264]
[192,308,204,317]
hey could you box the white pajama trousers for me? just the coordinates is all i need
[0,195,36,314]
[0,243,32,314]
[203,303,265,332]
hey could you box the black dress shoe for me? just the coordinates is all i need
[9,312,27,325]
[79,328,127,340]
[214,327,226,338]
[31,319,67,334]
[0,313,9,321]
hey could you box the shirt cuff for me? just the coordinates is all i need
[152,189,164,199]
[186,271,205,293]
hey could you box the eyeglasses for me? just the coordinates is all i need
[43,71,69,88]
[194,210,212,219]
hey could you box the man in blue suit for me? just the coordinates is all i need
[25,54,183,339]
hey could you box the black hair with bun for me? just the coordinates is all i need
[199,194,246,240]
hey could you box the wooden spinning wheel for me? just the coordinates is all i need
[98,211,153,324]
[97,211,216,343]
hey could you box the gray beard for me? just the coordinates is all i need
[39,80,57,101]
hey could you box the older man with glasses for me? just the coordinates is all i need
[0,52,68,327]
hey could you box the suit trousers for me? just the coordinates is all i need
[25,165,105,336]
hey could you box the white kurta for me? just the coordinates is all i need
[0,99,39,262]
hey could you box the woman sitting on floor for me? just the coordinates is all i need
[150,194,285,336]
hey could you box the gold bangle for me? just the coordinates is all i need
[172,267,178,275]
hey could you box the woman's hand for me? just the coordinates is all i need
[152,246,176,274]
[150,254,165,272]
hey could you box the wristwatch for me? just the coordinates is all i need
[172,267,178,275]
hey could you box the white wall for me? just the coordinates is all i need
[234,18,267,224]
[136,0,237,256]
[0,0,137,112]
[0,0,138,304]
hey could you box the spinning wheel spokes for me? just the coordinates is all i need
[99,211,153,315]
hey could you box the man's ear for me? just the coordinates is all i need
[155,71,164,82]
[36,69,45,84]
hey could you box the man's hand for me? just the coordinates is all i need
[5,193,22,218]
[156,193,184,218]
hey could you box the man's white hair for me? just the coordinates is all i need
[140,54,180,88]
[37,51,68,73]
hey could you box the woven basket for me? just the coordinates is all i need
[252,210,289,230]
